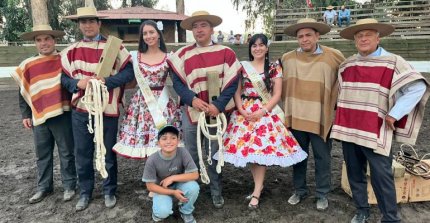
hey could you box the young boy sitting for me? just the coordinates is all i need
[142,125,200,223]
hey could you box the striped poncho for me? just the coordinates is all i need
[11,53,71,126]
[167,43,241,123]
[61,39,131,116]
[331,53,429,156]
[281,45,345,141]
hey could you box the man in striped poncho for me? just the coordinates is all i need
[168,10,241,209]
[11,25,77,204]
[281,18,345,211]
[61,5,134,211]
[331,18,429,223]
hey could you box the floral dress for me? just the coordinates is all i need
[113,53,181,159]
[219,62,307,167]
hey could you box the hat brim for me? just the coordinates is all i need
[64,14,108,20]
[180,15,222,30]
[284,22,330,37]
[20,30,65,41]
[340,23,395,40]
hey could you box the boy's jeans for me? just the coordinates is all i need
[153,181,200,219]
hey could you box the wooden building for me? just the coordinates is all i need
[96,6,188,43]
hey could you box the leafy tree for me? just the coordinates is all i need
[0,0,32,43]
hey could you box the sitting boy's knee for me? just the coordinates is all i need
[153,207,172,219]
[184,181,200,193]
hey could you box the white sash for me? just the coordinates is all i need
[131,51,168,129]
[241,61,285,122]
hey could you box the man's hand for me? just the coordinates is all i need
[160,176,174,188]
[172,189,188,203]
[192,97,209,112]
[77,77,94,90]
[207,104,220,117]
[95,76,105,83]
[22,118,32,129]
[385,115,397,130]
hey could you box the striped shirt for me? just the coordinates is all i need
[331,52,429,156]
[11,52,71,126]
[61,38,131,116]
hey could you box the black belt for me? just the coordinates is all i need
[241,95,262,100]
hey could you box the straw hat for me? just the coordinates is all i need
[284,18,331,37]
[20,25,65,41]
[326,5,334,10]
[180,11,222,30]
[340,18,395,40]
[65,6,107,20]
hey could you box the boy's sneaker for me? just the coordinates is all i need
[180,213,196,223]
[152,213,164,222]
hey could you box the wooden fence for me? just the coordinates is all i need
[274,0,430,40]
[1,38,429,67]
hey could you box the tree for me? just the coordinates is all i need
[176,0,185,42]
[0,0,32,43]
[120,0,158,7]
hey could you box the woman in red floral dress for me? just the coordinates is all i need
[113,20,181,159]
[216,34,307,209]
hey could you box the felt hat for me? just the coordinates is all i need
[20,25,65,41]
[180,11,222,30]
[65,1,107,20]
[284,18,331,37]
[340,18,395,40]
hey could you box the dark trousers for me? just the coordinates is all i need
[33,112,76,192]
[342,141,400,222]
[181,107,222,196]
[290,129,332,198]
[72,110,118,197]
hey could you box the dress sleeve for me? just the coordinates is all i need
[269,61,283,79]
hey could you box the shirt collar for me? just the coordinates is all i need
[297,44,323,54]
[358,46,390,57]
[196,41,214,48]
[83,34,102,42]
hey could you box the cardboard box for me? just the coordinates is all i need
[408,160,430,202]
[366,159,406,178]
[341,162,410,204]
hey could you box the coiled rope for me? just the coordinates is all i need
[81,79,109,178]
[196,112,227,184]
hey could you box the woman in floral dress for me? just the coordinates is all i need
[218,34,307,209]
[113,20,181,159]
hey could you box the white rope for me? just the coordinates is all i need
[196,111,227,184]
[81,79,109,179]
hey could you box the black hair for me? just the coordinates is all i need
[138,20,167,53]
[248,33,271,91]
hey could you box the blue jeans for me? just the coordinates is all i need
[152,181,200,219]
[181,107,222,196]
[338,16,350,27]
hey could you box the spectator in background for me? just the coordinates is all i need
[246,33,252,44]
[338,5,351,27]
[233,34,243,45]
[228,30,235,44]
[217,30,224,43]
[323,5,337,26]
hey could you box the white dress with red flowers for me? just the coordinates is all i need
[112,54,181,159]
[218,62,307,167]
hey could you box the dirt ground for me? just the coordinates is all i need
[1,77,430,223]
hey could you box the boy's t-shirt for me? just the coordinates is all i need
[142,147,198,184]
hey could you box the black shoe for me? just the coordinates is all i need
[75,196,90,211]
[212,195,224,209]
[28,191,52,204]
